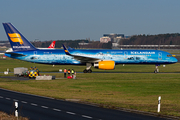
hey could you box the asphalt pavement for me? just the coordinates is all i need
[0,87,168,120]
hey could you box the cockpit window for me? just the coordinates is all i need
[167,55,172,57]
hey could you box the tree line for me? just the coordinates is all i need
[31,33,180,49]
[119,33,180,45]
[32,39,112,49]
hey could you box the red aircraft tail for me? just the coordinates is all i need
[48,41,56,48]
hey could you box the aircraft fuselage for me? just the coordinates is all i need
[5,49,177,65]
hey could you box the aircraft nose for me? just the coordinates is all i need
[172,57,178,63]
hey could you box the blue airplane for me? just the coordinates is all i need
[3,23,178,73]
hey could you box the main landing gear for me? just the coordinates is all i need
[83,69,92,73]
[83,63,92,73]
[154,64,160,73]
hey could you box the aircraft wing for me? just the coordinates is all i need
[5,52,26,57]
[70,54,101,62]
[62,44,101,62]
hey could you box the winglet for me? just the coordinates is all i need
[62,44,71,55]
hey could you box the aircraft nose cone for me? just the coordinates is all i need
[172,57,178,63]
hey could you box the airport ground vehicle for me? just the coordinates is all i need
[14,67,28,77]
[28,67,39,79]
[29,69,39,79]
[14,67,39,78]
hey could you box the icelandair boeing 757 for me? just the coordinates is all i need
[3,23,177,73]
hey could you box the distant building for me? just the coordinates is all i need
[100,33,125,43]
[103,34,124,38]
[78,43,89,45]
[100,37,111,43]
[78,42,90,48]
[0,41,10,48]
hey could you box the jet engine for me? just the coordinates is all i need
[94,61,115,70]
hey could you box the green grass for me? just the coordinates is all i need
[1,58,180,73]
[0,59,180,117]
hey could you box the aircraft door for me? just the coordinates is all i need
[61,56,67,63]
[158,52,162,60]
[34,51,37,55]
[124,51,128,59]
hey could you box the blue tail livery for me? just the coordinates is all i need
[62,44,71,55]
[3,23,37,51]
[2,23,178,73]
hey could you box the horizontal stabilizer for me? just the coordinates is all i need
[5,52,26,57]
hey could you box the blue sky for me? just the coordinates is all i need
[1,0,180,41]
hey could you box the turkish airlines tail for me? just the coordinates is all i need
[48,41,56,48]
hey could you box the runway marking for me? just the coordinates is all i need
[31,103,38,106]
[6,98,10,100]
[53,108,61,112]
[1,96,94,119]
[21,101,27,104]
[0,94,99,120]
[41,106,48,109]
[82,115,92,119]
[66,111,76,115]
[0,88,54,100]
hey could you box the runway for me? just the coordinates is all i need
[0,88,166,120]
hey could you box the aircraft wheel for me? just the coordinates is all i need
[83,69,88,73]
[88,69,92,73]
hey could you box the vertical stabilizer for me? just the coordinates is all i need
[48,41,56,48]
[3,23,37,51]
[62,44,71,55]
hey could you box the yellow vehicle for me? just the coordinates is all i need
[29,69,39,79]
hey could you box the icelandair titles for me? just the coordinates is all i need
[131,51,155,54]
[13,46,30,48]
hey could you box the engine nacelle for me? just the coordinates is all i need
[94,61,115,70]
